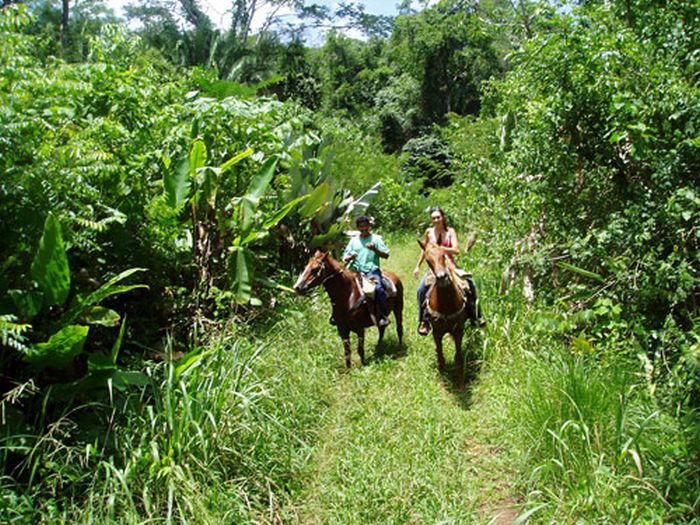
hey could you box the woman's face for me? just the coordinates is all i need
[431,212,444,227]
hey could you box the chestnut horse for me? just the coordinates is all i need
[294,249,404,367]
[418,239,475,390]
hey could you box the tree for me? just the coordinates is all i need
[25,0,119,60]
[384,0,501,134]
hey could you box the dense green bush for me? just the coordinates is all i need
[0,12,357,520]
[461,1,700,519]
[492,0,700,398]
[401,134,454,190]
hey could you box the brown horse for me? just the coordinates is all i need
[418,239,475,390]
[294,249,404,367]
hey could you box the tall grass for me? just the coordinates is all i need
[1,293,337,524]
[3,234,698,523]
[477,297,700,523]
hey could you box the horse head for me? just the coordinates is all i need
[293,249,331,295]
[418,239,451,286]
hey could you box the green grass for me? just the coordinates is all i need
[4,235,697,524]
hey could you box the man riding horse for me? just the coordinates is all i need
[342,215,391,327]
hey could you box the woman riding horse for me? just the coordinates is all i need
[413,207,484,335]
[417,239,474,390]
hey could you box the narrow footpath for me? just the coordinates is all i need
[281,236,519,524]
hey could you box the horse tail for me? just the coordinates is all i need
[392,276,404,344]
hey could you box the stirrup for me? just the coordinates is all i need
[418,322,430,336]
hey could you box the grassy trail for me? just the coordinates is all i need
[279,235,518,524]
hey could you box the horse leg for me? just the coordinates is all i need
[358,329,366,365]
[454,329,465,391]
[432,330,446,372]
[377,326,385,346]
[340,329,352,368]
[394,297,404,346]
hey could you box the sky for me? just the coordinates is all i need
[105,0,404,32]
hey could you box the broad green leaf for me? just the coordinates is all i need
[30,213,70,307]
[238,197,257,236]
[228,246,254,304]
[220,148,254,174]
[311,223,345,247]
[62,268,148,325]
[256,275,296,294]
[88,352,116,371]
[8,289,43,320]
[26,325,89,370]
[245,157,278,200]
[201,167,219,208]
[556,261,605,283]
[262,195,310,230]
[238,230,268,246]
[299,183,330,218]
[236,158,278,235]
[189,139,207,176]
[164,157,191,209]
[81,306,120,327]
[110,315,127,364]
[112,370,150,390]
[346,181,381,218]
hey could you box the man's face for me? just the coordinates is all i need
[357,221,371,236]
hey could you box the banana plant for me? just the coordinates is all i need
[5,213,147,377]
[163,139,308,305]
[284,138,384,250]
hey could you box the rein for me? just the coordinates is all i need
[422,247,469,323]
[425,281,467,322]
[320,267,344,286]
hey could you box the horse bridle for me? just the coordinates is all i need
[422,246,467,321]
[310,258,343,286]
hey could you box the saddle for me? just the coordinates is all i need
[360,274,397,299]
[423,267,472,300]
[422,266,477,322]
[452,268,472,300]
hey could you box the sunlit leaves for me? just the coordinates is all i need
[238,157,278,234]
[298,181,330,218]
[25,325,89,370]
[164,157,192,209]
[30,213,70,307]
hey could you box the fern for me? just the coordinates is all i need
[74,204,127,233]
[0,314,31,353]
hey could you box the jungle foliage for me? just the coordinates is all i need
[1,0,699,522]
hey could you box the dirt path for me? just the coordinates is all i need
[285,236,519,524]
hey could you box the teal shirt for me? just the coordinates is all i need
[342,233,389,273]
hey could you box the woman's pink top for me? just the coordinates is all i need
[428,227,455,262]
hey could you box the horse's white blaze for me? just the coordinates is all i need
[293,270,307,290]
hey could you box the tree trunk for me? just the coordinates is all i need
[61,0,70,53]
